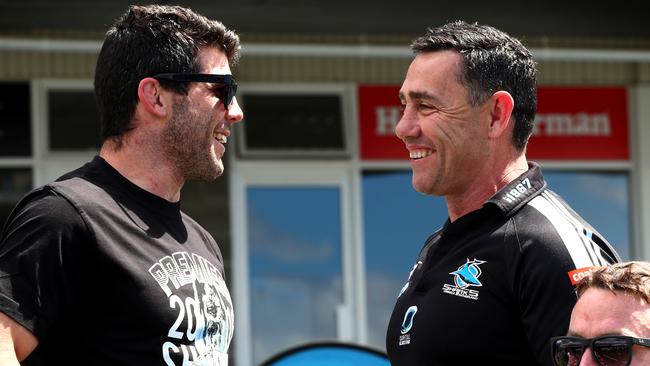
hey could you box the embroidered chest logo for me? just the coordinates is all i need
[442,258,486,301]
[399,305,418,346]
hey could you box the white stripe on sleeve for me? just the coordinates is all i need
[528,194,600,268]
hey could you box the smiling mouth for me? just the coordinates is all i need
[409,149,433,160]
[214,132,227,144]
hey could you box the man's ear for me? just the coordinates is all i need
[137,77,169,118]
[487,90,515,139]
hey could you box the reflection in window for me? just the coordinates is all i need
[362,171,447,350]
[247,187,343,364]
[0,168,32,231]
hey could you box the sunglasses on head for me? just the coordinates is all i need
[152,73,238,110]
[551,335,650,366]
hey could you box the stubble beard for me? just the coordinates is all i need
[412,153,446,196]
[413,170,445,196]
[163,98,224,182]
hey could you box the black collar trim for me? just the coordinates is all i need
[486,162,547,216]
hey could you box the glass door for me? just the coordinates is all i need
[231,162,359,366]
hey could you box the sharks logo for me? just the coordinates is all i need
[450,259,486,289]
[442,258,486,300]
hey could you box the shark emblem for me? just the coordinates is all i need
[450,259,486,289]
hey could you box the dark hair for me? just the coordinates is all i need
[411,21,537,151]
[94,5,240,146]
[576,261,650,304]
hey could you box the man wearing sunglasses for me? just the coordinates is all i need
[551,262,650,366]
[0,4,242,366]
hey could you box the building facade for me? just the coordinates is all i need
[2,6,650,365]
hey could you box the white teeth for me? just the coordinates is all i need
[409,149,433,159]
[215,132,227,144]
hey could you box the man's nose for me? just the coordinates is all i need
[226,96,244,124]
[395,108,417,141]
[578,347,599,366]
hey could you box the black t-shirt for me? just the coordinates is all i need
[386,163,621,366]
[0,156,233,365]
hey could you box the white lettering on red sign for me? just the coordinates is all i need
[375,106,401,136]
[533,113,611,136]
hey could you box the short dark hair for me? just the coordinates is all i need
[576,261,650,304]
[94,5,241,146]
[411,21,537,151]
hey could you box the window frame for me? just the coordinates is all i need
[30,79,97,186]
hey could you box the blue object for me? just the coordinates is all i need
[260,342,391,366]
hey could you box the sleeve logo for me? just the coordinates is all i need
[567,266,603,286]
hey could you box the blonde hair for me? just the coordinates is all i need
[576,261,650,303]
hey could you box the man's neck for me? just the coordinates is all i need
[446,155,529,222]
[99,139,184,202]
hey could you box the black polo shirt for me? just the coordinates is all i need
[386,163,620,366]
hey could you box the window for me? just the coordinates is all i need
[362,170,447,350]
[237,86,350,158]
[48,89,101,151]
[0,82,31,157]
[247,186,344,364]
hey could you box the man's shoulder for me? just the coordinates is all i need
[5,186,75,220]
[47,158,120,205]
[52,156,105,183]
[506,189,592,242]
[0,185,87,247]
[522,189,591,231]
[509,189,620,265]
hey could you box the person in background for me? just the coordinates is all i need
[551,261,650,366]
[387,20,621,365]
[0,4,243,365]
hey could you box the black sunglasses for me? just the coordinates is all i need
[551,335,650,366]
[152,73,238,110]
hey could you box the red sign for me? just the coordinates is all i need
[530,87,629,160]
[358,85,629,161]
[358,85,406,160]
